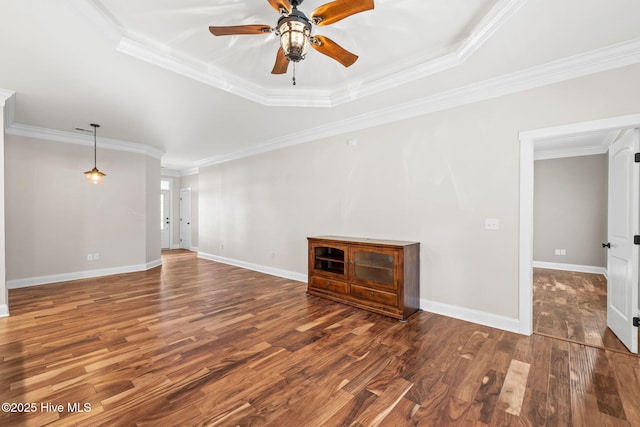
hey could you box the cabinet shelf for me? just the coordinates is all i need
[315,256,345,263]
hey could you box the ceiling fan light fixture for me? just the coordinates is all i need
[278,12,311,62]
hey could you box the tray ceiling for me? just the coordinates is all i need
[89,0,511,106]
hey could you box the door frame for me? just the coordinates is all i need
[518,113,640,336]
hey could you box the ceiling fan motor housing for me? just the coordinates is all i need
[277,9,312,62]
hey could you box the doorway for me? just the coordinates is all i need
[531,151,621,350]
[519,114,640,353]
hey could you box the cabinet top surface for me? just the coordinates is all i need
[308,236,419,247]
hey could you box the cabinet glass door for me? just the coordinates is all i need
[351,247,397,288]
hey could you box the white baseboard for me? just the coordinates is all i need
[7,258,162,289]
[197,252,307,283]
[199,252,524,334]
[421,299,522,335]
[532,261,607,276]
[0,304,8,317]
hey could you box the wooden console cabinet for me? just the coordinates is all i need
[307,236,420,321]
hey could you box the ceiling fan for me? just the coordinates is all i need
[208,0,374,83]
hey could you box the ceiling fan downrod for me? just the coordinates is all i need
[292,62,296,86]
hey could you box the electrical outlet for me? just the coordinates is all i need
[87,254,93,261]
[555,249,561,255]
[94,253,99,260]
[560,249,566,255]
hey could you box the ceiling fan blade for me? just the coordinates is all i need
[311,0,374,26]
[311,35,358,67]
[209,25,273,36]
[267,0,292,14]
[271,47,290,74]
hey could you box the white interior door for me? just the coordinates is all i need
[161,189,170,249]
[179,188,192,250]
[606,129,639,353]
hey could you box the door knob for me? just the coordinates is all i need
[602,242,611,248]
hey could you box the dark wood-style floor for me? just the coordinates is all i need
[533,268,630,353]
[1,251,639,426]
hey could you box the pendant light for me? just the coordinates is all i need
[82,123,106,184]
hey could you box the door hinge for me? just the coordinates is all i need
[634,317,640,327]
[635,235,640,245]
[636,153,640,163]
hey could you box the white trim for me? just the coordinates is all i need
[329,0,528,106]
[7,259,162,289]
[193,39,640,169]
[519,114,640,337]
[198,252,307,283]
[519,135,534,335]
[161,169,182,178]
[534,145,607,161]
[421,299,521,334]
[5,123,164,159]
[0,304,8,318]
[0,89,15,129]
[84,0,526,108]
[180,167,199,177]
[0,88,14,103]
[532,261,607,276]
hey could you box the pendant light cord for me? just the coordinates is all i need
[93,126,97,169]
[90,123,100,170]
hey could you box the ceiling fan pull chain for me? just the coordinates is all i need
[292,62,296,86]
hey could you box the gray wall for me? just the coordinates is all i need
[197,63,640,322]
[146,156,161,263]
[534,154,608,267]
[5,134,161,283]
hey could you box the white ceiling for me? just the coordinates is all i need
[1,0,640,171]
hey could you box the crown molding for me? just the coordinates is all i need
[6,123,165,159]
[329,0,528,106]
[84,0,526,108]
[0,89,16,129]
[161,169,182,178]
[161,167,199,177]
[193,37,640,170]
[0,88,15,105]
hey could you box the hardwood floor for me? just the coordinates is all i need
[0,251,639,426]
[533,268,630,353]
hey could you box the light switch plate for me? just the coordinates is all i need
[485,219,499,230]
